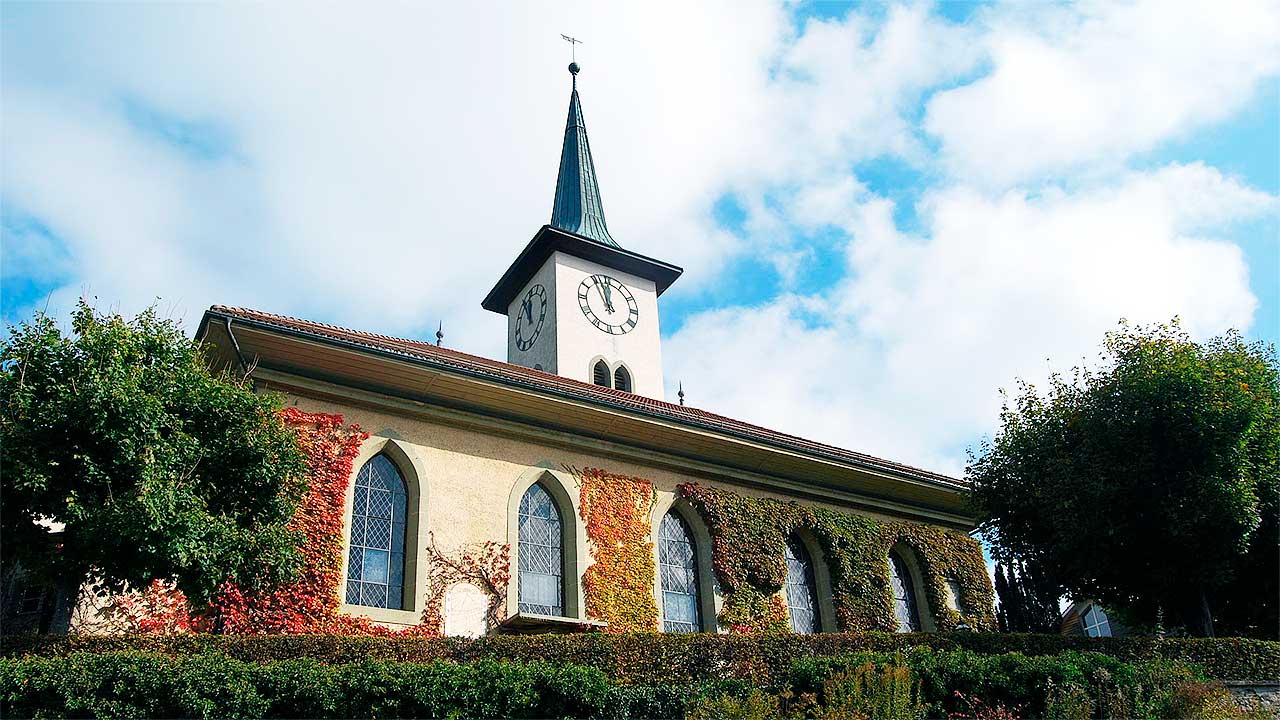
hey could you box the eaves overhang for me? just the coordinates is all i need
[197,306,974,527]
[481,225,683,314]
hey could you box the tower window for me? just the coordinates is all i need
[613,366,632,393]
[592,360,611,388]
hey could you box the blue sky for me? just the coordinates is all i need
[3,1,1278,476]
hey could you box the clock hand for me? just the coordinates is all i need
[523,298,533,323]
[592,275,609,311]
[603,282,614,313]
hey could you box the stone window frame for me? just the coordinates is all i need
[888,542,936,633]
[505,467,589,622]
[650,495,720,633]
[338,436,429,628]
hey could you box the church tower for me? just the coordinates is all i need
[482,63,682,399]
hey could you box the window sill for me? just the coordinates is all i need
[340,603,421,628]
[501,612,608,632]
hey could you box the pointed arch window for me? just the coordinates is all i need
[785,537,821,634]
[345,454,408,609]
[613,366,632,393]
[889,551,921,632]
[518,483,564,616]
[659,511,702,633]
[592,360,611,388]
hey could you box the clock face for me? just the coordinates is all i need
[578,274,638,335]
[514,284,547,351]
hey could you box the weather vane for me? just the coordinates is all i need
[560,34,582,63]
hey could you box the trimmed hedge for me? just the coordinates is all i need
[0,652,690,719]
[4,632,1276,684]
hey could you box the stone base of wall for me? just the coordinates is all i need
[1227,682,1280,719]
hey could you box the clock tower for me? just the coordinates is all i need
[482,63,681,399]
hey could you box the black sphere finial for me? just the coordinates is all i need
[568,61,580,75]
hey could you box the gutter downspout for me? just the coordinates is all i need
[225,317,250,376]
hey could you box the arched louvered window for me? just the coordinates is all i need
[592,360,611,388]
[659,511,701,633]
[613,366,632,393]
[784,537,820,634]
[345,454,408,609]
[889,551,921,632]
[518,483,564,616]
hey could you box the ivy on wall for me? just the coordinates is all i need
[677,483,996,634]
[578,468,659,633]
[420,535,510,634]
[207,408,371,634]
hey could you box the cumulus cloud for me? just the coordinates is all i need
[924,0,1280,187]
[666,164,1273,474]
[4,1,1276,475]
[1,1,786,354]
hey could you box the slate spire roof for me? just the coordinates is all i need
[550,63,619,248]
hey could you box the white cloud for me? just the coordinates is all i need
[4,1,1277,478]
[924,0,1280,186]
[665,164,1273,473]
[1,1,787,352]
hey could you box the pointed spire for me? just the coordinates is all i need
[436,321,444,347]
[678,381,685,406]
[550,63,619,248]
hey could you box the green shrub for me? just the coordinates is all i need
[686,689,782,720]
[5,633,1274,685]
[820,662,923,720]
[1042,680,1091,720]
[0,652,615,719]
[792,648,1202,719]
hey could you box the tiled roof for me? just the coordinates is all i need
[207,305,966,491]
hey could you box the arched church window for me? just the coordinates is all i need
[518,483,564,616]
[592,360,611,388]
[784,536,821,633]
[613,366,632,393]
[659,511,702,633]
[345,454,408,609]
[889,551,921,632]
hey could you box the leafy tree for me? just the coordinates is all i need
[969,321,1278,637]
[1,302,308,609]
[993,559,1060,633]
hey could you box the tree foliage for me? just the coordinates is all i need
[969,320,1278,637]
[1,302,308,607]
[993,560,1060,634]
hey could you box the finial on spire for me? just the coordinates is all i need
[678,381,685,406]
[436,321,444,347]
[549,34,619,248]
[561,34,583,88]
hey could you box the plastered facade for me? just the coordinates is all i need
[287,385,939,632]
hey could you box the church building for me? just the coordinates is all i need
[194,63,993,636]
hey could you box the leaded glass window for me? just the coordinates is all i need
[889,552,921,633]
[519,483,564,616]
[660,511,701,633]
[785,537,820,634]
[345,454,408,609]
